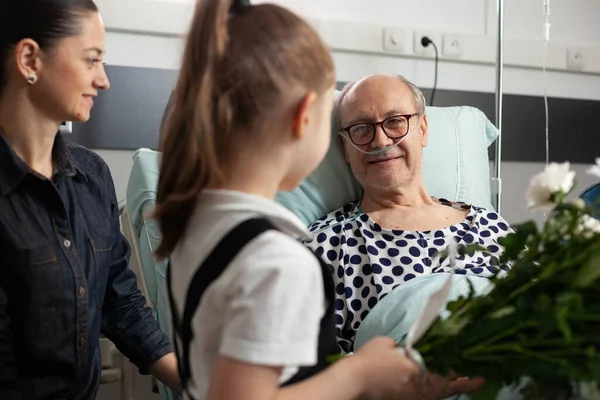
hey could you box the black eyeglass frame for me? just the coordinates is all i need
[339,113,420,146]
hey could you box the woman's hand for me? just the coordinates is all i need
[149,352,183,395]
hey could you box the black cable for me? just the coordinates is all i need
[421,36,439,106]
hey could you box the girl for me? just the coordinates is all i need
[155,0,484,399]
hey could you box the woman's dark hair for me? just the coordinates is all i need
[154,0,335,259]
[0,0,99,94]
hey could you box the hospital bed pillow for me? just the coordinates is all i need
[276,99,499,226]
[353,274,494,349]
[353,274,526,400]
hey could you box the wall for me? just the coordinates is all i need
[91,0,599,399]
[91,0,600,222]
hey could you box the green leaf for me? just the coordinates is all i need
[469,379,505,400]
[459,243,489,257]
[573,249,600,288]
[489,306,516,319]
[326,354,344,364]
[588,356,600,379]
[499,221,537,263]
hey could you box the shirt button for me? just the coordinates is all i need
[78,286,85,297]
[63,239,72,249]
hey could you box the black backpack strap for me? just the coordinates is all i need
[167,217,277,397]
[282,251,338,386]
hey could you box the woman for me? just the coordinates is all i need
[0,1,180,399]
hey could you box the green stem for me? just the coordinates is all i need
[460,322,534,355]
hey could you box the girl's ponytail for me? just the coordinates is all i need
[154,0,232,259]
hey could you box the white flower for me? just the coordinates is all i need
[575,214,600,238]
[574,198,587,209]
[587,158,600,178]
[526,162,575,212]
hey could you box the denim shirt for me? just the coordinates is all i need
[0,132,172,400]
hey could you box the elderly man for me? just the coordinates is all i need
[305,74,512,353]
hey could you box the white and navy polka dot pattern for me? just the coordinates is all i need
[304,199,512,353]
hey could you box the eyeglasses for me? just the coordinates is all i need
[340,113,419,146]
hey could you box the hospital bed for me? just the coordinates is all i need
[83,0,518,393]
[121,99,500,400]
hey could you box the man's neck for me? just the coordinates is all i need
[360,180,434,214]
[0,91,59,178]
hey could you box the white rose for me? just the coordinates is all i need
[574,198,587,209]
[525,162,575,212]
[587,157,600,178]
[575,214,600,238]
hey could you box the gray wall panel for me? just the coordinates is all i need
[69,65,600,164]
[70,65,177,150]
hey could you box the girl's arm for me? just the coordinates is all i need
[206,354,364,400]
[205,337,484,400]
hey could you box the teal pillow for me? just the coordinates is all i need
[276,92,499,226]
[353,274,527,400]
[353,274,494,350]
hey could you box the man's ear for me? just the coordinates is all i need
[342,136,352,164]
[420,114,429,147]
[292,91,317,140]
[14,38,43,83]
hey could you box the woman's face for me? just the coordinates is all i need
[28,11,110,123]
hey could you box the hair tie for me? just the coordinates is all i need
[229,0,251,15]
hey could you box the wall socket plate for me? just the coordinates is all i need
[413,30,442,57]
[567,47,585,71]
[382,27,407,53]
[442,33,463,58]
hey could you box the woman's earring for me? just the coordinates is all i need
[27,76,36,85]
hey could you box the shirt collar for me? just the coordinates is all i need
[200,189,311,239]
[0,131,86,195]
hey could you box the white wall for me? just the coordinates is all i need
[92,1,599,399]
[93,0,600,219]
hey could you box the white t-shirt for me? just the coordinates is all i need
[169,190,325,400]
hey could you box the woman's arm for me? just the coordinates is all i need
[99,164,180,393]
[149,353,182,395]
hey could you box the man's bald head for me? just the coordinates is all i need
[333,75,426,134]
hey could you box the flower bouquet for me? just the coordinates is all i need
[412,160,600,399]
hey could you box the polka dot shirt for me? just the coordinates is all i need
[304,199,512,353]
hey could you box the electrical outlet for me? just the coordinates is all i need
[442,34,463,58]
[382,27,407,53]
[413,30,442,57]
[567,47,585,71]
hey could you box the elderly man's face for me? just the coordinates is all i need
[339,76,428,191]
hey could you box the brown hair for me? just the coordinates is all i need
[0,0,98,96]
[153,0,334,259]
